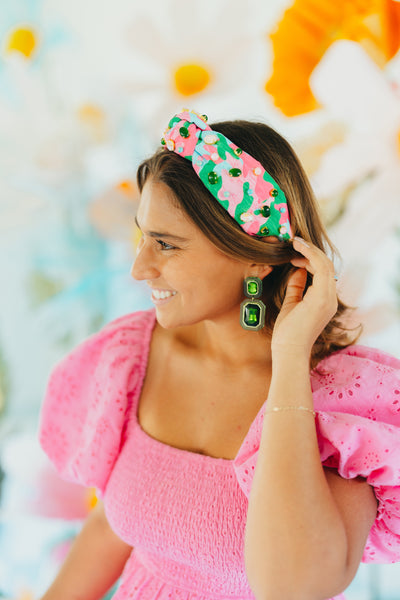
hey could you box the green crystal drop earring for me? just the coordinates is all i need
[239,276,266,331]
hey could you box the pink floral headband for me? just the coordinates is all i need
[161,109,292,240]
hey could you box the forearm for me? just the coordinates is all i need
[244,353,347,600]
[39,501,132,600]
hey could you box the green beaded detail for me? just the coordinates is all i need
[245,304,260,325]
[168,116,181,129]
[161,138,166,145]
[244,276,262,298]
[161,111,292,241]
[208,171,219,185]
[179,126,190,138]
[239,298,266,331]
[261,205,270,217]
[248,282,258,295]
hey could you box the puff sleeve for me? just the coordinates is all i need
[233,345,400,564]
[39,309,155,497]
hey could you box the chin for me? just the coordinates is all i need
[154,307,183,330]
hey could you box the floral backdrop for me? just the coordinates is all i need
[0,0,399,598]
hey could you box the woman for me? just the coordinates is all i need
[39,109,400,600]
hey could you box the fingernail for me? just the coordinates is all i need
[293,236,310,248]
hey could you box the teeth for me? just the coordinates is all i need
[152,289,176,300]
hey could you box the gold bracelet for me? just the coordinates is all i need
[265,406,316,417]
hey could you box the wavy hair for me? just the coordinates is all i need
[137,119,361,367]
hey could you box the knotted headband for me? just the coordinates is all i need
[161,109,292,240]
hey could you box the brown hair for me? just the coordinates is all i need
[137,119,361,368]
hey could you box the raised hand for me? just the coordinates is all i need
[271,237,338,357]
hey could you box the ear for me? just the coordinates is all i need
[246,264,273,280]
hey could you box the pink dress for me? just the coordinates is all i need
[39,309,400,600]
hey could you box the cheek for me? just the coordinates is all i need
[198,266,244,301]
[166,249,245,301]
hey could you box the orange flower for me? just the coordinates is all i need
[265,0,400,116]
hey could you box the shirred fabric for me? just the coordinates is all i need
[39,309,400,599]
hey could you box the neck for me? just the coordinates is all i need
[174,310,272,369]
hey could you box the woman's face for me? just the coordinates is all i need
[131,179,256,330]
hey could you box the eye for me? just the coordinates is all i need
[156,239,176,251]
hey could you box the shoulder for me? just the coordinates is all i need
[39,308,156,494]
[50,308,156,376]
[42,307,157,430]
[87,308,156,350]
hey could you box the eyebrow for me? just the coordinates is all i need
[134,216,189,242]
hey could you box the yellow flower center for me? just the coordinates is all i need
[173,63,211,96]
[397,128,400,157]
[85,487,98,511]
[0,390,4,416]
[16,591,34,600]
[116,179,136,195]
[5,26,37,58]
[77,104,106,141]
[77,103,104,122]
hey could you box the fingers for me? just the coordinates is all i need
[280,268,308,314]
[291,237,336,280]
[284,267,308,304]
[290,237,338,317]
[279,267,307,311]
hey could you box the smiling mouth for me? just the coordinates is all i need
[151,289,177,300]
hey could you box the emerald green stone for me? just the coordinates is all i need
[247,281,258,295]
[234,147,243,156]
[229,168,242,177]
[201,114,208,121]
[208,171,219,185]
[179,126,190,138]
[260,226,270,236]
[270,189,278,197]
[244,304,260,327]
[243,277,262,298]
[161,138,166,145]
[261,205,270,217]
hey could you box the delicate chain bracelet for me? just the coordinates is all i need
[265,406,316,417]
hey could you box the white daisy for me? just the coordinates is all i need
[309,40,400,256]
[117,0,272,137]
[309,40,400,352]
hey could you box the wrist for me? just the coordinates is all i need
[271,343,311,366]
[269,349,312,399]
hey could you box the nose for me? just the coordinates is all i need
[130,238,160,281]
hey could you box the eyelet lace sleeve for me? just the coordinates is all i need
[39,310,155,497]
[233,345,400,563]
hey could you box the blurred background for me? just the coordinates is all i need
[0,0,399,598]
